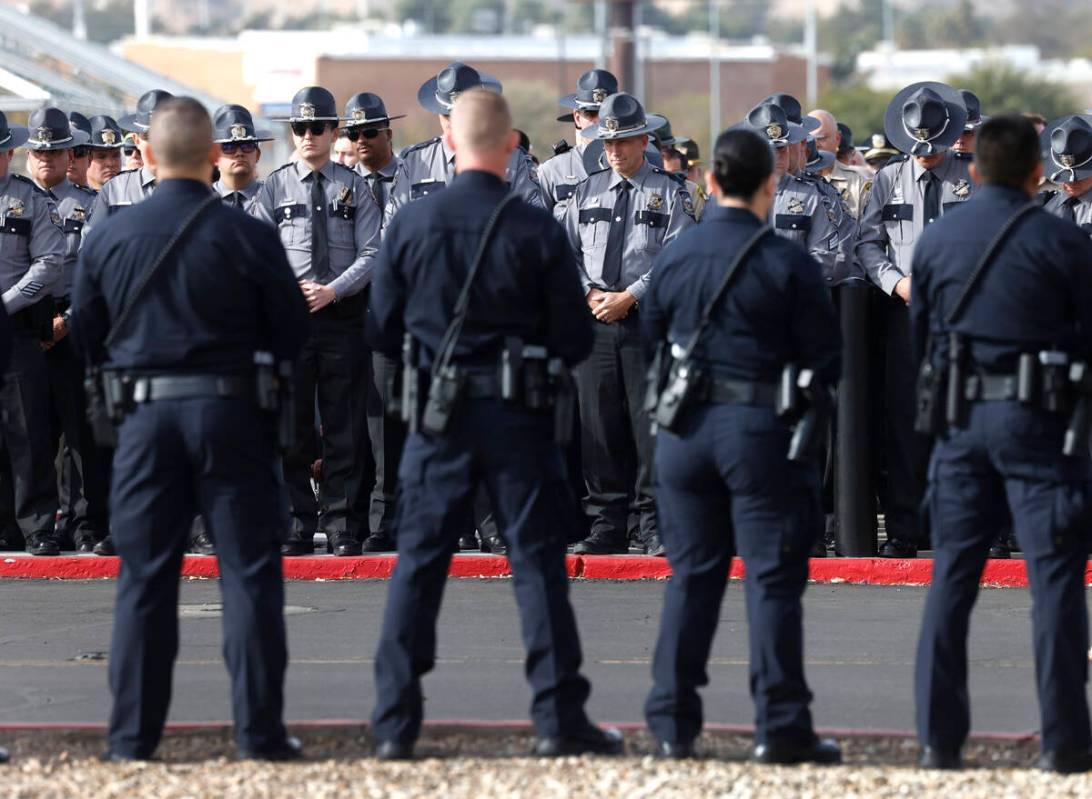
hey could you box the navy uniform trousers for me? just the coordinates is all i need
[645,404,820,746]
[372,398,592,745]
[107,397,289,757]
[915,401,1091,754]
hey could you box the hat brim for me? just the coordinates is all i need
[271,115,344,123]
[734,119,807,148]
[559,93,608,112]
[1040,114,1092,183]
[0,126,29,150]
[24,129,91,151]
[214,129,276,144]
[583,114,667,141]
[883,81,968,156]
[807,149,836,172]
[581,138,664,174]
[656,135,692,148]
[342,114,406,128]
[801,115,822,133]
[89,139,125,150]
[417,72,503,115]
[117,113,149,133]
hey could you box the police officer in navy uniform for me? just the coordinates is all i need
[561,93,696,557]
[385,62,543,224]
[211,104,272,210]
[250,86,381,557]
[24,107,110,554]
[1040,114,1092,233]
[368,89,621,761]
[856,81,975,558]
[86,90,173,232]
[85,115,125,191]
[537,68,618,216]
[642,127,842,764]
[0,111,65,556]
[70,97,309,763]
[342,91,405,552]
[910,115,1092,774]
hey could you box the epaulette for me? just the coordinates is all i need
[1037,189,1058,207]
[12,174,50,197]
[269,162,297,176]
[888,154,909,164]
[73,183,97,197]
[552,139,571,156]
[330,161,359,181]
[400,137,441,159]
[652,166,687,186]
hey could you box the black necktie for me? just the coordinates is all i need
[228,192,243,208]
[310,171,329,281]
[368,173,385,215]
[1063,196,1080,223]
[601,180,631,289]
[922,171,940,226]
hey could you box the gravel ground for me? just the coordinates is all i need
[2,727,1090,799]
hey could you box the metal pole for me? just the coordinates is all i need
[134,0,150,39]
[883,0,895,45]
[709,0,720,150]
[804,0,817,107]
[73,0,87,41]
[608,0,636,92]
[595,0,608,70]
[633,0,644,103]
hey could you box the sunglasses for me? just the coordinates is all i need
[291,122,331,137]
[342,127,387,142]
[71,146,88,158]
[221,141,258,155]
[122,146,137,156]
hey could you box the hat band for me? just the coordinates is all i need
[575,99,602,109]
[603,120,649,137]
[29,134,73,146]
[903,113,950,156]
[1049,149,1092,183]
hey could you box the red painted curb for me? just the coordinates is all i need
[1,553,1087,588]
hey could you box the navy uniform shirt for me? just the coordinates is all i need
[643,204,841,387]
[70,179,309,374]
[213,178,262,211]
[40,178,96,300]
[857,152,975,295]
[910,184,1092,374]
[0,173,65,314]
[368,169,592,370]
[561,160,696,301]
[250,159,381,299]
[384,137,543,227]
[85,166,156,234]
[1042,187,1092,237]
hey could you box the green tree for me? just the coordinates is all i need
[946,60,1076,121]
[815,82,890,144]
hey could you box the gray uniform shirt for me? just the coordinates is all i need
[1043,187,1092,236]
[213,178,262,211]
[86,166,156,235]
[0,174,64,314]
[537,141,588,219]
[855,152,975,295]
[384,137,543,226]
[562,159,696,301]
[40,178,95,298]
[250,159,381,298]
[355,155,400,221]
[773,173,841,280]
[803,171,860,283]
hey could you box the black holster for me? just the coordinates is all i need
[255,352,295,452]
[421,364,465,437]
[914,357,943,436]
[785,367,833,463]
[84,366,129,448]
[945,331,967,428]
[653,355,706,434]
[390,333,422,432]
[1064,361,1092,457]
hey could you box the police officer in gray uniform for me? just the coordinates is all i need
[211,104,272,209]
[0,111,65,555]
[562,93,696,556]
[24,108,109,553]
[1040,114,1092,234]
[385,62,543,225]
[342,91,405,551]
[856,81,975,558]
[538,69,619,217]
[86,89,174,230]
[250,86,382,557]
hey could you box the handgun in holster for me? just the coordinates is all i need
[501,337,552,411]
[254,352,295,452]
[644,343,669,418]
[1064,361,1092,457]
[945,331,967,428]
[1039,350,1070,414]
[784,367,833,463]
[653,344,706,434]
[393,333,421,431]
[914,354,943,436]
[421,363,465,437]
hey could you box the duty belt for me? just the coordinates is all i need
[464,372,500,399]
[131,374,252,403]
[964,374,1019,402]
[706,378,778,406]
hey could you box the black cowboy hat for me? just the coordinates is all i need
[212,104,274,143]
[883,81,967,156]
[343,92,405,127]
[24,107,91,151]
[417,62,502,116]
[1040,114,1092,183]
[118,89,174,132]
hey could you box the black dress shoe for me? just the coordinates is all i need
[75,539,96,554]
[0,534,24,552]
[484,535,508,556]
[93,537,116,557]
[752,737,841,765]
[573,536,628,556]
[1036,748,1092,773]
[238,736,303,762]
[988,541,1011,559]
[189,531,216,556]
[654,740,695,759]
[28,538,60,557]
[878,538,918,558]
[645,536,667,557]
[458,535,477,551]
[375,740,414,761]
[534,725,624,757]
[810,538,828,558]
[330,536,363,557]
[281,538,315,557]
[919,746,962,769]
[362,533,396,553]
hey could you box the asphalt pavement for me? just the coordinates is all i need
[0,579,1049,734]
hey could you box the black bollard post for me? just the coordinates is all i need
[835,281,877,555]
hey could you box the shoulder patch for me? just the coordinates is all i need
[269,162,297,176]
[401,137,442,158]
[552,139,571,156]
[11,174,47,196]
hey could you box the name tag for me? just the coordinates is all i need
[330,203,355,221]
[107,202,132,216]
[274,204,306,224]
[1,217,31,237]
[635,210,668,229]
[881,203,913,222]
[578,207,611,225]
[941,201,966,214]
[555,184,576,201]
[775,214,811,233]
[411,180,445,200]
